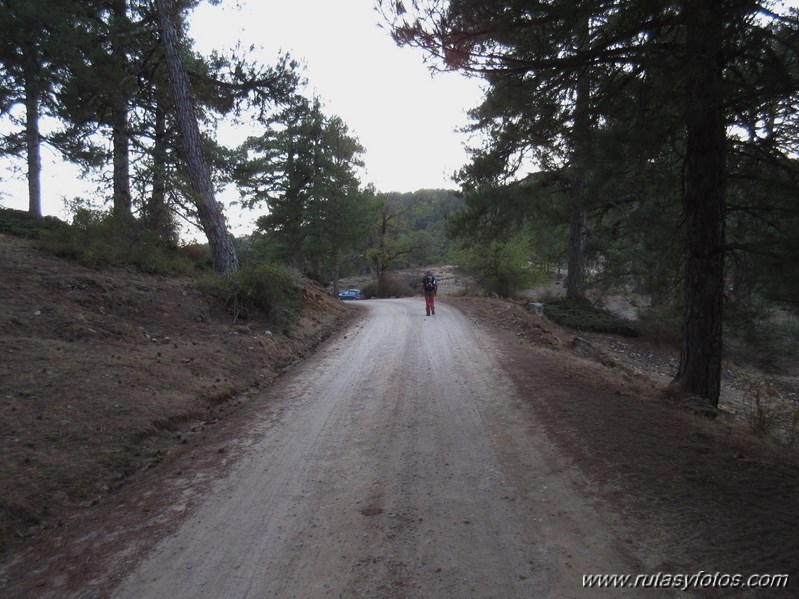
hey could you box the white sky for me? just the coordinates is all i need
[0,0,484,236]
[190,0,484,192]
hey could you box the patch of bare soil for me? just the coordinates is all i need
[445,295,799,595]
[0,233,352,558]
[3,237,799,596]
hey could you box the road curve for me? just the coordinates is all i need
[113,298,645,598]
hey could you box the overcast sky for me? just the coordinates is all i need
[189,0,484,192]
[0,0,483,233]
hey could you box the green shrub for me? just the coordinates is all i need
[366,273,417,298]
[305,270,330,288]
[544,296,639,337]
[232,262,302,325]
[41,208,126,264]
[780,317,799,358]
[179,243,212,268]
[384,273,417,297]
[636,303,682,346]
[724,300,799,369]
[193,270,231,298]
[40,208,196,275]
[456,237,546,297]
[742,375,799,446]
[128,230,197,275]
[360,281,378,299]
[0,208,67,238]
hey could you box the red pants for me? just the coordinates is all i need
[424,294,436,315]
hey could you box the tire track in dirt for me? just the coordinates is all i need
[110,298,659,598]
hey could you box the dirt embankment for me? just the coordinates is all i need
[445,295,799,592]
[2,234,799,597]
[0,233,352,556]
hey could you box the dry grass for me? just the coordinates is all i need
[0,233,349,555]
[743,375,799,446]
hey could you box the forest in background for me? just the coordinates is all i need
[2,0,799,408]
[378,0,799,407]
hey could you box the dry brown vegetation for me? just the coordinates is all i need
[2,236,798,596]
[0,233,351,555]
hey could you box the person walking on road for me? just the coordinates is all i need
[421,270,438,316]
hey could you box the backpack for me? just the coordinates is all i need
[423,275,436,291]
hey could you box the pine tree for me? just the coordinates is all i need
[379,0,799,406]
[237,97,324,270]
[236,98,370,282]
[154,0,238,274]
[0,0,75,218]
[367,194,414,297]
[314,116,370,294]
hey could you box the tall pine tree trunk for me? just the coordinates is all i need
[333,247,341,297]
[566,199,587,298]
[671,0,726,406]
[112,108,132,217]
[23,51,41,219]
[147,91,171,241]
[154,0,238,274]
[111,0,132,218]
[331,201,342,297]
[731,212,753,305]
[566,20,590,299]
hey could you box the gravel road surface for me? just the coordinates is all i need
[113,298,650,598]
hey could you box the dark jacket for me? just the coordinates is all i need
[421,275,437,296]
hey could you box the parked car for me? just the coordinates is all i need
[338,289,362,301]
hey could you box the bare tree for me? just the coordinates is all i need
[367,195,412,297]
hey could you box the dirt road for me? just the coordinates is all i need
[111,298,653,598]
[2,236,797,598]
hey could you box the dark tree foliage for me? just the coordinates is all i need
[0,0,304,273]
[379,0,799,405]
[367,192,415,296]
[234,96,370,286]
[386,188,462,265]
[52,0,138,217]
[724,13,799,308]
[312,116,372,293]
[236,97,326,270]
[0,0,83,218]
